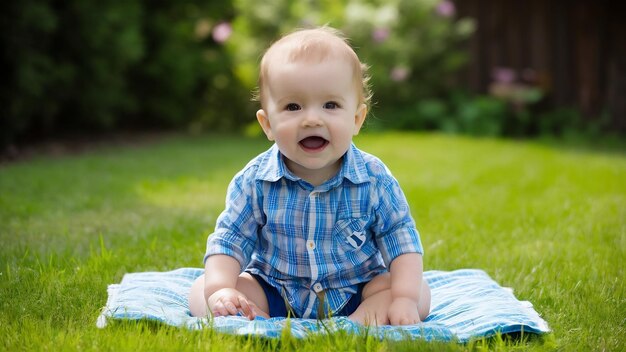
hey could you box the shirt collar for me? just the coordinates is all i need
[340,144,370,185]
[255,143,370,185]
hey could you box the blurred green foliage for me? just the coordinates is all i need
[1,0,253,146]
[369,92,508,137]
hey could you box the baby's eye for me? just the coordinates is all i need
[285,103,301,111]
[323,101,340,109]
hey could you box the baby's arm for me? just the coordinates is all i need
[203,254,256,319]
[388,252,424,325]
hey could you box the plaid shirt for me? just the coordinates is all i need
[205,143,423,318]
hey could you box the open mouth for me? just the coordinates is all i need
[299,136,329,152]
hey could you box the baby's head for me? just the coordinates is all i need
[257,27,372,111]
[254,27,372,186]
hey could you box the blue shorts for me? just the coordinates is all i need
[249,273,365,318]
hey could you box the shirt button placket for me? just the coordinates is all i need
[304,190,320,318]
[307,191,319,279]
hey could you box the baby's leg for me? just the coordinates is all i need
[347,287,392,325]
[348,273,431,325]
[188,272,270,318]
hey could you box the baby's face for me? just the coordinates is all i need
[256,58,366,184]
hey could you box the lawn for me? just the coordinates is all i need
[1,132,624,351]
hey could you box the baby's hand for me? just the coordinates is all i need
[387,297,421,326]
[207,288,257,320]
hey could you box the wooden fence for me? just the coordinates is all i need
[454,0,625,131]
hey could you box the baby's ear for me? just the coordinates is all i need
[353,104,368,135]
[256,109,274,141]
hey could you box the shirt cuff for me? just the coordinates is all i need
[204,234,250,269]
[377,227,424,267]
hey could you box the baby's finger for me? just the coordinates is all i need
[224,300,239,316]
[249,302,270,319]
[237,296,255,320]
[211,302,226,317]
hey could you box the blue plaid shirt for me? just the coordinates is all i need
[205,143,423,318]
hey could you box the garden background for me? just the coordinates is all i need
[2,0,624,148]
[1,0,625,351]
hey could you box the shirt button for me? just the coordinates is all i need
[306,240,316,250]
[313,283,323,292]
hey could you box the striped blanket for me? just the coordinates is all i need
[97,268,550,342]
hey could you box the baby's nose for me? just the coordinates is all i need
[302,110,323,127]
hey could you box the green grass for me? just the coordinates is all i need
[1,132,624,351]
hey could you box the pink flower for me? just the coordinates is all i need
[212,22,232,44]
[372,27,390,43]
[491,67,517,84]
[435,0,456,18]
[390,66,410,82]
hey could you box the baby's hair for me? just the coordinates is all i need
[254,26,372,110]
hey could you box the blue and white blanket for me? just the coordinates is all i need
[97,268,550,342]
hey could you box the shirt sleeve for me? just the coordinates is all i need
[371,169,424,267]
[204,169,259,270]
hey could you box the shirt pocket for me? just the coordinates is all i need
[331,216,377,265]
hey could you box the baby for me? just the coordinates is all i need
[189,27,430,325]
